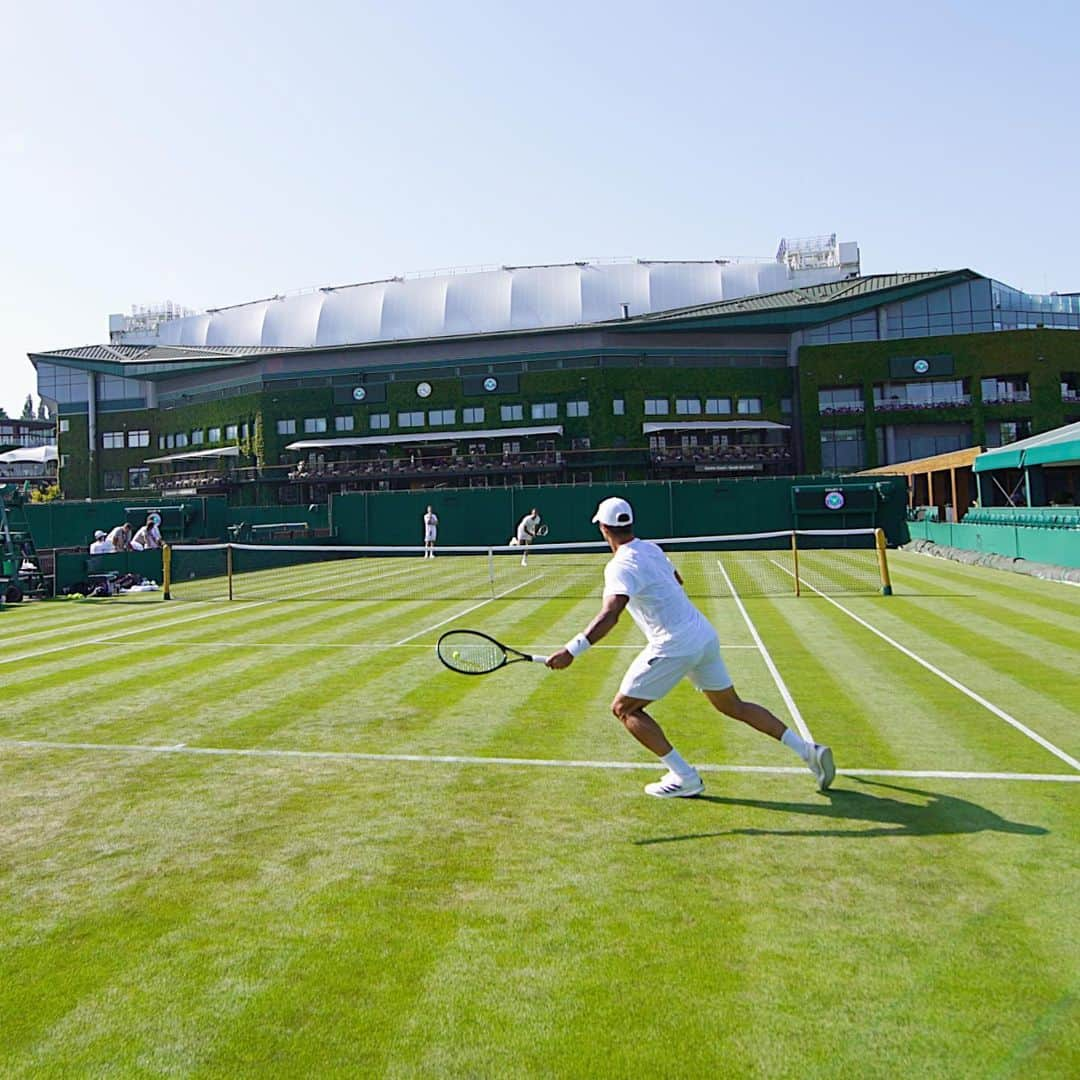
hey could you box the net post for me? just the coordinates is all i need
[162,543,172,600]
[790,531,801,598]
[875,528,893,596]
[227,544,234,601]
[487,548,495,598]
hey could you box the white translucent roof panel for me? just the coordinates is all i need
[112,255,857,350]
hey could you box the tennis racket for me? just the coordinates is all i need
[436,630,548,675]
[535,523,549,537]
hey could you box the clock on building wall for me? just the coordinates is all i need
[416,381,432,398]
[483,377,498,392]
[912,359,930,374]
[352,386,367,401]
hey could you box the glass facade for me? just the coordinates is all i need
[806,278,1080,345]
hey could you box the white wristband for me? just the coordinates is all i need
[564,633,591,657]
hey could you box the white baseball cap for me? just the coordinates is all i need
[94,530,106,539]
[592,497,634,527]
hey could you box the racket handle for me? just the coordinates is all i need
[530,654,550,664]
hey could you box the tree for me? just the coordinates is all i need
[37,400,49,421]
[0,405,7,419]
[21,394,33,420]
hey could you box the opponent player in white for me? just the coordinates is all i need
[546,496,835,798]
[516,508,542,567]
[422,506,439,559]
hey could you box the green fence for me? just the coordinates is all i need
[54,549,166,593]
[329,476,909,547]
[908,520,1080,568]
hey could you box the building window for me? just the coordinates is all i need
[335,416,354,432]
[531,402,558,420]
[60,454,69,468]
[208,427,222,443]
[103,470,125,490]
[102,431,124,449]
[191,430,204,445]
[781,398,793,414]
[276,419,296,435]
[165,434,175,449]
[128,467,151,488]
[820,428,865,471]
[370,413,390,430]
[226,424,239,440]
[737,398,762,415]
[874,379,970,409]
[649,435,667,451]
[398,411,425,428]
[241,423,250,439]
[571,437,591,450]
[705,398,731,415]
[463,406,485,424]
[501,404,523,422]
[612,398,625,416]
[675,398,701,415]
[428,409,456,426]
[175,433,189,448]
[980,376,1030,405]
[158,435,166,449]
[644,398,669,415]
[502,441,521,454]
[818,386,864,415]
[304,417,327,433]
[127,429,150,448]
[59,419,70,433]
[566,400,589,418]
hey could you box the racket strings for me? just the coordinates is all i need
[437,632,505,674]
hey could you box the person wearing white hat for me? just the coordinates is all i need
[546,496,834,798]
[88,530,112,555]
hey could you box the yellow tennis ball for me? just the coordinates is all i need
[452,650,461,659]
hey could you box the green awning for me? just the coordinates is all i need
[973,421,1080,472]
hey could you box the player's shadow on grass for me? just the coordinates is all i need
[634,777,1049,844]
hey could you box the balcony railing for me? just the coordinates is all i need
[650,445,792,466]
[819,403,865,416]
[873,395,972,411]
[982,391,1031,405]
[1063,390,1080,403]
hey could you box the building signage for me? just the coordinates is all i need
[416,382,432,398]
[912,359,930,374]
[352,386,367,401]
[824,490,846,510]
[483,377,498,392]
[889,354,954,378]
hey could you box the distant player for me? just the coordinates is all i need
[546,496,835,798]
[516,507,542,567]
[423,505,439,559]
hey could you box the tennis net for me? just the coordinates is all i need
[163,529,892,601]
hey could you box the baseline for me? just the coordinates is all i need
[2,739,1076,783]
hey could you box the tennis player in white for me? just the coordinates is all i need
[516,508,541,567]
[546,496,835,798]
[423,506,439,559]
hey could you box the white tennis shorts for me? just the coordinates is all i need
[424,528,437,542]
[619,634,732,701]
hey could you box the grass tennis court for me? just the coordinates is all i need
[1,549,1077,1077]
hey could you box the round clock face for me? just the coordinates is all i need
[483,377,498,392]
[913,359,930,374]
[352,386,367,401]
[416,381,432,398]
[824,490,846,511]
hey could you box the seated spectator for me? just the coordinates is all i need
[130,515,162,551]
[106,523,133,552]
[89,530,112,554]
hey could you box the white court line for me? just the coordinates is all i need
[716,560,813,742]
[769,559,1080,773]
[52,640,760,651]
[393,573,545,645]
[2,739,1076,783]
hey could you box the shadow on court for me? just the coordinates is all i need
[634,777,1049,845]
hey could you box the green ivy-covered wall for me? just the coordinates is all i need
[799,329,1079,472]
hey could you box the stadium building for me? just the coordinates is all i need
[29,235,1080,504]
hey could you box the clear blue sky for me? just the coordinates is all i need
[2,0,1078,417]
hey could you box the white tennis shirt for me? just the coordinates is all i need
[423,512,438,538]
[517,513,540,541]
[603,538,715,653]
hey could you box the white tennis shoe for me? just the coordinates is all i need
[808,743,836,791]
[644,770,704,798]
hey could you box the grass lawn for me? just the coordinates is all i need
[0,549,1077,1077]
